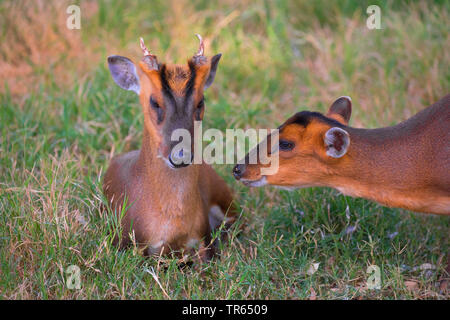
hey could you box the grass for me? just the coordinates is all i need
[0,0,449,299]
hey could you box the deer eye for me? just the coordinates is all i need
[197,97,205,109]
[279,139,295,151]
[150,96,164,124]
[150,96,161,109]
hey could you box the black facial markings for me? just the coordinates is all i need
[150,96,164,124]
[185,61,197,101]
[195,96,204,120]
[282,111,345,130]
[156,63,203,128]
[159,64,177,108]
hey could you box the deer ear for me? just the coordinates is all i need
[326,96,352,124]
[107,55,140,95]
[204,53,222,90]
[324,127,350,158]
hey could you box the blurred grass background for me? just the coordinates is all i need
[0,0,449,299]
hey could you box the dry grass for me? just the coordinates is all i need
[0,0,101,96]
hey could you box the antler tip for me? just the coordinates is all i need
[139,37,151,56]
[194,34,205,57]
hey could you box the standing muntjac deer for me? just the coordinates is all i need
[233,95,450,215]
[103,35,237,260]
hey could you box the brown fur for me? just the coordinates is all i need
[104,55,237,260]
[164,64,191,94]
[237,95,450,215]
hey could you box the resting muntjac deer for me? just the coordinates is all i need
[233,95,450,215]
[103,35,237,260]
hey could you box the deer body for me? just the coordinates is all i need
[324,97,450,214]
[103,143,234,256]
[104,36,236,259]
[234,95,450,215]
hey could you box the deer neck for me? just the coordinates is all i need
[325,124,424,207]
[137,127,200,192]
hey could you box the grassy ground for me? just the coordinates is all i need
[0,0,449,299]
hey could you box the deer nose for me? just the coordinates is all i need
[233,164,245,180]
[169,149,191,168]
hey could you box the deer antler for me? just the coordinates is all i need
[195,34,204,57]
[139,37,159,71]
[140,37,151,56]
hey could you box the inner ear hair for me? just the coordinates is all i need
[324,127,350,158]
[107,55,140,95]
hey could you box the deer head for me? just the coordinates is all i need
[233,97,352,187]
[107,35,222,168]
